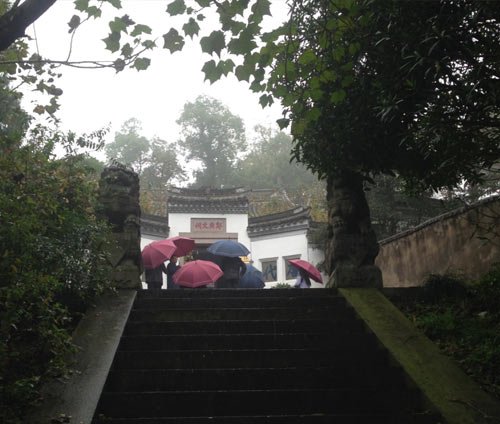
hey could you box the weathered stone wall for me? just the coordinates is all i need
[376,196,500,287]
[98,165,142,289]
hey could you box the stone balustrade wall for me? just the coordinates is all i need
[376,196,500,287]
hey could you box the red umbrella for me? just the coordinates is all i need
[288,259,323,284]
[141,240,177,269]
[173,260,223,288]
[168,236,195,257]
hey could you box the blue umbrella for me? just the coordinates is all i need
[239,264,265,289]
[207,240,250,258]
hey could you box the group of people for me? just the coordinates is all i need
[145,254,312,290]
[144,255,180,290]
[144,254,248,290]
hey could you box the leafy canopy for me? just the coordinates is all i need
[2,0,499,193]
[87,0,500,193]
[177,95,246,188]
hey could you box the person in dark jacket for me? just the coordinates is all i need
[145,263,167,290]
[166,256,180,289]
[216,256,247,288]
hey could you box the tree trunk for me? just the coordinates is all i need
[325,170,382,288]
[0,0,57,52]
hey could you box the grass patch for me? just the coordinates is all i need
[393,267,500,401]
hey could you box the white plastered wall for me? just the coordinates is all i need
[250,230,325,288]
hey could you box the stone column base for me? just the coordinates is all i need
[327,264,383,289]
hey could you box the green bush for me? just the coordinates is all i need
[396,269,500,400]
[0,130,112,423]
[273,282,293,289]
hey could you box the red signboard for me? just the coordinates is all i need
[191,218,226,233]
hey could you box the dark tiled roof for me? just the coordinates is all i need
[248,206,312,237]
[167,186,249,214]
[141,213,169,237]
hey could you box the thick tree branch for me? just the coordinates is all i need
[0,0,57,52]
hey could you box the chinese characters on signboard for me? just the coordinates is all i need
[191,218,226,233]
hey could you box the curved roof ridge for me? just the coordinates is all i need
[248,205,311,225]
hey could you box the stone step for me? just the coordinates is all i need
[136,289,339,299]
[103,366,406,392]
[133,295,346,309]
[93,413,440,424]
[111,347,388,370]
[95,388,425,418]
[123,318,365,336]
[127,306,350,322]
[92,290,441,424]
[117,331,376,351]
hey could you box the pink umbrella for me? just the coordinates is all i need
[142,240,177,269]
[288,259,323,284]
[173,260,223,288]
[168,236,195,257]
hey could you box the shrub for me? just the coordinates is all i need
[0,131,112,423]
[395,269,500,400]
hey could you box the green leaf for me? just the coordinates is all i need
[292,118,306,136]
[103,32,121,52]
[276,118,290,129]
[229,21,246,36]
[333,46,345,61]
[114,58,126,72]
[74,0,89,12]
[107,0,122,8]
[251,0,271,20]
[320,70,337,82]
[201,60,223,84]
[131,24,152,37]
[307,108,322,122]
[259,94,273,108]
[235,64,253,82]
[121,43,133,57]
[330,89,346,104]
[68,15,81,33]
[166,0,186,15]
[134,57,151,71]
[109,17,129,33]
[217,59,235,76]
[195,0,211,7]
[182,18,200,38]
[298,49,316,66]
[310,88,323,101]
[200,31,226,57]
[341,74,354,88]
[142,40,156,49]
[86,6,101,18]
[227,29,257,55]
[163,28,185,53]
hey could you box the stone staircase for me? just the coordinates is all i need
[92,288,441,423]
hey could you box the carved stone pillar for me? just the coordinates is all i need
[98,165,142,289]
[325,170,382,288]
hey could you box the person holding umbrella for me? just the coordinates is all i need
[217,256,247,288]
[166,256,180,289]
[145,263,168,290]
[142,240,177,291]
[288,258,323,289]
[207,240,250,289]
[294,269,312,288]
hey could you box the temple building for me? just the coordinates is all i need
[141,186,325,287]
